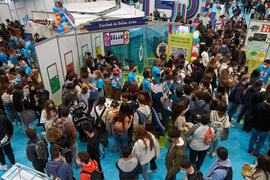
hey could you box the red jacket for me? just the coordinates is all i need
[80,160,99,180]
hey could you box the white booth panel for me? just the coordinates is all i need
[0,3,13,24]
[35,38,65,106]
[58,33,80,77]
[77,33,92,67]
[91,32,105,58]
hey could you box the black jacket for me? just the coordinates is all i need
[0,113,13,137]
[87,132,100,161]
[252,102,270,131]
[26,136,48,169]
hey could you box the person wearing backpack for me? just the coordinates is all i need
[186,114,214,170]
[228,75,250,125]
[206,147,232,180]
[116,145,142,180]
[91,96,108,147]
[133,94,151,128]
[189,91,210,123]
[25,128,48,173]
[46,144,74,180]
[83,123,105,180]
[77,152,102,180]
[54,106,78,168]
[0,109,15,170]
[180,159,204,180]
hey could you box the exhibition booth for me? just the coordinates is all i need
[34,16,199,105]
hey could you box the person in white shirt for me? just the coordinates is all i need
[201,47,210,68]
[40,99,58,134]
[132,124,159,180]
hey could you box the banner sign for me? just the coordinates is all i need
[63,8,75,26]
[104,31,130,47]
[167,32,193,61]
[80,17,152,33]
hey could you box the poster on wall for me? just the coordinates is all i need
[47,63,61,94]
[104,31,129,47]
[81,44,89,63]
[95,36,102,56]
[167,32,193,61]
[245,20,270,73]
[64,50,75,72]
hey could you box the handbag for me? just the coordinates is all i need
[221,128,229,141]
[20,109,37,124]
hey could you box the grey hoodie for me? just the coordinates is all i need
[133,105,151,127]
[116,157,142,180]
[117,157,139,172]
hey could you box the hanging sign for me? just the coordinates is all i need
[104,31,129,47]
[80,17,152,33]
[47,63,60,94]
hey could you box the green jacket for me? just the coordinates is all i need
[165,137,187,178]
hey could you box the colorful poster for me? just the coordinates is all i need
[200,0,214,18]
[64,51,75,72]
[47,63,60,94]
[104,31,129,47]
[167,32,193,61]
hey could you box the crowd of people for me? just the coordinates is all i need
[0,2,270,180]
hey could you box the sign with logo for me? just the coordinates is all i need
[80,17,152,33]
[104,31,129,47]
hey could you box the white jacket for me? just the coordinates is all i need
[132,133,159,165]
[201,51,209,67]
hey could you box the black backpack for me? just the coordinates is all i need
[191,101,208,123]
[215,166,233,180]
[29,136,49,161]
[94,106,107,133]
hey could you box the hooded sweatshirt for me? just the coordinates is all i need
[46,160,73,180]
[80,160,100,180]
[206,159,232,180]
[116,157,142,180]
[165,137,187,178]
[133,105,151,127]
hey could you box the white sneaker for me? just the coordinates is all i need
[41,131,46,135]
[211,152,216,157]
[0,164,9,170]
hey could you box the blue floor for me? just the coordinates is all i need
[0,120,268,180]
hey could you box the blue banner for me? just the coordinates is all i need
[80,17,152,32]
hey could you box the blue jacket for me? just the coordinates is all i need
[46,160,73,180]
[206,159,232,180]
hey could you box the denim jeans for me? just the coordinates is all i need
[228,103,240,122]
[18,112,34,131]
[237,105,251,123]
[141,164,150,180]
[70,143,79,169]
[3,103,16,123]
[113,129,128,154]
[248,129,269,155]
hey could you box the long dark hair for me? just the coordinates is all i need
[115,102,131,123]
[255,155,270,178]
[171,100,187,123]
[13,89,24,112]
[144,120,157,138]
[43,99,57,119]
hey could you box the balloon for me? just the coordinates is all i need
[193,31,199,39]
[56,16,61,21]
[57,27,64,33]
[55,12,59,16]
[63,25,69,31]
[66,23,71,26]
[61,22,67,27]
[60,17,67,23]
[59,11,64,17]
[192,52,198,57]
[193,42,198,46]
[192,47,198,53]
[191,57,196,62]
[194,38,200,44]
[53,7,59,12]
[69,26,73,30]
[195,30,200,36]
[58,21,61,26]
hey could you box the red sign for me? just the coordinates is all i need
[261,24,270,33]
